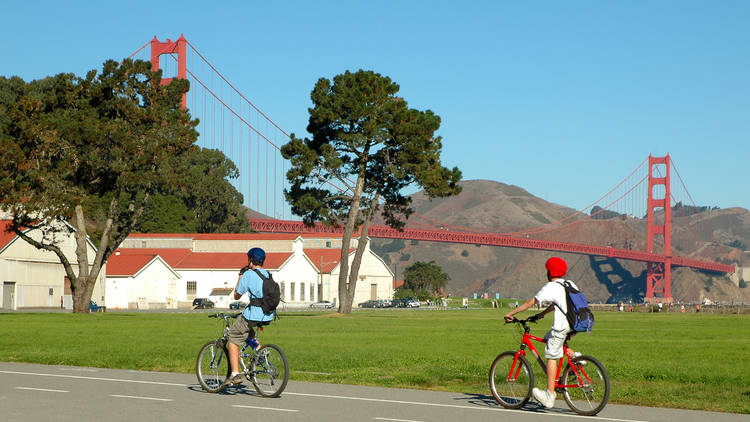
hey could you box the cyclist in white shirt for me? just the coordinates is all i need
[504,256,579,409]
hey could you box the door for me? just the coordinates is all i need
[370,283,377,300]
[3,282,15,310]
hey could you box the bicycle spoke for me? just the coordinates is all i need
[489,352,532,409]
[251,344,289,398]
[196,341,230,393]
[561,356,610,416]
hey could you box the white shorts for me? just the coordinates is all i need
[543,329,568,359]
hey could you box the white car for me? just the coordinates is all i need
[406,299,420,308]
[310,301,334,309]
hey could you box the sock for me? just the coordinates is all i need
[231,372,239,376]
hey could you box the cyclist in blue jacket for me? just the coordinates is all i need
[221,247,275,387]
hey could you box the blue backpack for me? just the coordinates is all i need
[555,280,594,333]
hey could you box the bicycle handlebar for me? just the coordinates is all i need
[208,312,241,319]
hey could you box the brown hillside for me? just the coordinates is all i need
[372,180,750,304]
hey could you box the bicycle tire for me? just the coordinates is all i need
[251,343,289,398]
[489,351,533,409]
[561,355,610,416]
[196,340,230,393]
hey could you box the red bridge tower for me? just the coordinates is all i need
[645,154,673,303]
[150,35,187,108]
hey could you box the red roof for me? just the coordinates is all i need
[107,252,165,276]
[107,248,292,275]
[111,248,192,268]
[304,248,344,272]
[175,251,291,270]
[0,220,17,251]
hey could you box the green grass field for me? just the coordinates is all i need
[1,309,748,414]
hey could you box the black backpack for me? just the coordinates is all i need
[248,269,281,316]
[554,280,594,333]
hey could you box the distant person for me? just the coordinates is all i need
[628,301,633,312]
[221,247,275,388]
[696,304,701,313]
[504,257,580,409]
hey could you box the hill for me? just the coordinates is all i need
[371,180,750,304]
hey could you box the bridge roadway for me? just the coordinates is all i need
[1,362,746,422]
[248,219,734,274]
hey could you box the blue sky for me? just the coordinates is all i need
[2,1,748,212]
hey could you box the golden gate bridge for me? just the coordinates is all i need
[129,35,736,303]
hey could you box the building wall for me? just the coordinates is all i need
[324,245,394,306]
[0,225,104,310]
[122,236,355,253]
[105,277,132,310]
[105,259,180,310]
[277,241,319,304]
[178,269,238,305]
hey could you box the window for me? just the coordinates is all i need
[310,284,316,302]
[325,240,332,248]
[280,282,285,300]
[290,282,295,302]
[301,283,305,301]
[187,281,197,296]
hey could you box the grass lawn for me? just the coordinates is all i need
[1,309,748,414]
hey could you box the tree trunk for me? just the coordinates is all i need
[337,175,367,314]
[71,276,97,313]
[345,195,380,310]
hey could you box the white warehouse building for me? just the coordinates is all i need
[105,232,393,309]
[0,219,105,310]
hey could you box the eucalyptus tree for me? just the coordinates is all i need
[0,59,198,313]
[281,70,461,313]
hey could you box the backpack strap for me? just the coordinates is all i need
[248,268,268,305]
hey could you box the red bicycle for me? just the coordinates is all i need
[489,317,610,416]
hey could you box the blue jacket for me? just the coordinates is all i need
[236,268,274,322]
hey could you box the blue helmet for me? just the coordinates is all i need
[247,247,266,265]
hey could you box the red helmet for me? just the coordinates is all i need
[545,257,567,278]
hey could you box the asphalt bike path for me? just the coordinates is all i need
[0,362,745,422]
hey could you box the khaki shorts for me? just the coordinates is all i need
[543,329,568,359]
[228,315,257,347]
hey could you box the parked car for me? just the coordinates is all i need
[89,300,106,312]
[229,300,248,310]
[406,298,420,308]
[192,298,215,309]
[392,298,407,308]
[310,300,333,309]
[358,300,378,308]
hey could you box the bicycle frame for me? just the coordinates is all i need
[510,321,591,391]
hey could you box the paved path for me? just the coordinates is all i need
[0,362,745,422]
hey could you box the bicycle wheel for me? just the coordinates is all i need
[489,351,533,409]
[561,355,610,416]
[196,340,230,393]
[251,344,289,397]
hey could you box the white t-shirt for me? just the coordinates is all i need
[534,278,580,333]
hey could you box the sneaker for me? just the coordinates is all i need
[571,352,587,365]
[220,373,243,388]
[532,387,556,408]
